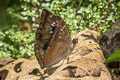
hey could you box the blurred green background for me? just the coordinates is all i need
[0,0,120,59]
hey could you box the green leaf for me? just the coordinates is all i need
[106,50,120,62]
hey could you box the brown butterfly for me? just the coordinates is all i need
[34,9,73,69]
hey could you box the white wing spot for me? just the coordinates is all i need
[51,22,56,27]
[50,31,53,34]
[50,15,53,18]
[53,22,56,24]
[60,29,63,32]
[59,36,62,39]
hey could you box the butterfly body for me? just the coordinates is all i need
[34,9,73,68]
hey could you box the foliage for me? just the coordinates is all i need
[0,0,120,59]
[0,26,34,59]
[106,50,120,62]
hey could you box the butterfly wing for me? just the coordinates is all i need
[44,16,73,68]
[34,9,73,68]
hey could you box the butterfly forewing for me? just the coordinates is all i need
[34,9,73,68]
[44,17,72,67]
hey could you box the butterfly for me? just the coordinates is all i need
[34,9,73,69]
